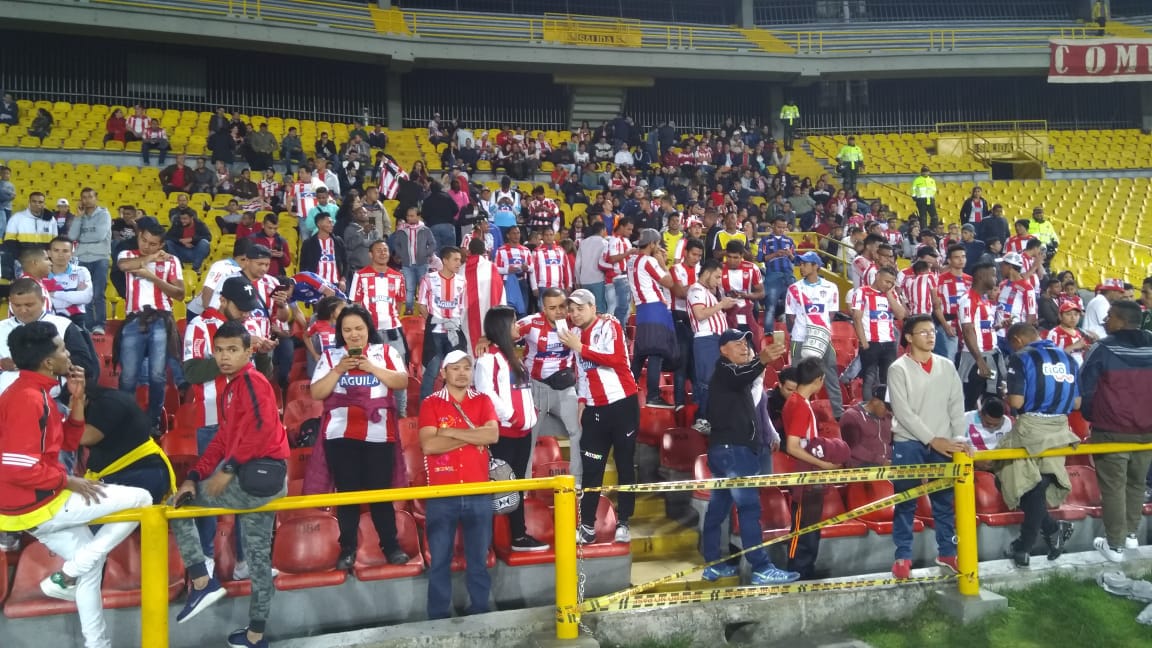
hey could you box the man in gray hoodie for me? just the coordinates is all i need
[388,206,436,314]
[67,188,112,335]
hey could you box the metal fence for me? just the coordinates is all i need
[752,0,1075,25]
[400,70,569,130]
[0,30,389,123]
[394,0,737,25]
[625,80,775,134]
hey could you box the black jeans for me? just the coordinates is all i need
[788,485,823,579]
[325,437,400,554]
[489,433,532,538]
[579,395,639,527]
[858,341,896,404]
[915,198,939,229]
[1018,474,1059,550]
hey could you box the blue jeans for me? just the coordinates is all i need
[762,271,794,326]
[118,317,168,424]
[580,282,608,314]
[933,322,959,361]
[692,335,720,421]
[195,425,245,562]
[102,462,170,504]
[673,317,692,405]
[891,440,955,560]
[430,223,457,254]
[701,444,773,571]
[166,239,211,271]
[610,276,630,324]
[80,258,109,329]
[401,264,427,313]
[281,147,305,172]
[421,332,455,400]
[425,494,492,620]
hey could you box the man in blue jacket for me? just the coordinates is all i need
[1080,300,1152,561]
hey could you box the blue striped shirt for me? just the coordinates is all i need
[758,235,795,275]
[1006,339,1080,415]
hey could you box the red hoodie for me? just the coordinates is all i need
[187,363,289,481]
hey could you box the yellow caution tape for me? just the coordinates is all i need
[579,478,958,613]
[584,463,966,494]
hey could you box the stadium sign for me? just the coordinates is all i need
[1049,38,1152,83]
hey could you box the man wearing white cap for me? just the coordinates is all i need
[995,252,1037,354]
[1084,279,1126,340]
[784,251,843,419]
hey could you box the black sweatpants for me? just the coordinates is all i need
[579,394,639,528]
[490,433,533,538]
[788,485,824,579]
[325,437,400,554]
[1018,474,1059,550]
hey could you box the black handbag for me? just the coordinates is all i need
[237,458,287,497]
[541,367,576,391]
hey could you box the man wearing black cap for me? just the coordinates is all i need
[839,385,894,468]
[215,245,285,378]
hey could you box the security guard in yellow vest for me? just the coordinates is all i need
[836,136,864,192]
[779,99,800,151]
[1028,206,1059,269]
[911,166,939,229]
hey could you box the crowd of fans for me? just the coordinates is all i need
[0,104,1151,648]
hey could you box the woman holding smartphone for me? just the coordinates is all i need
[310,305,411,570]
[473,306,549,552]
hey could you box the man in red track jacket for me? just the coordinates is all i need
[170,320,289,648]
[0,321,152,648]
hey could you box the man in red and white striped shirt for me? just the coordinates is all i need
[958,262,1003,409]
[687,259,739,433]
[933,244,972,361]
[417,246,467,400]
[996,252,1038,348]
[902,259,939,316]
[600,217,636,324]
[115,219,185,430]
[851,266,906,402]
[529,228,572,296]
[288,167,323,224]
[349,240,408,415]
[462,237,505,357]
[628,229,677,408]
[125,105,148,141]
[494,226,532,315]
[1004,220,1034,256]
[526,187,561,231]
[561,289,639,545]
[721,241,765,342]
[669,239,704,410]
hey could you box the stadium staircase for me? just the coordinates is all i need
[568,86,628,132]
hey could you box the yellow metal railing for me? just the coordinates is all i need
[96,475,579,648]
[779,25,1094,55]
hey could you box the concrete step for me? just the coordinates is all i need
[627,494,665,520]
[627,517,699,558]
[630,553,738,592]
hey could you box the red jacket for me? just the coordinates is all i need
[0,371,84,530]
[188,364,289,481]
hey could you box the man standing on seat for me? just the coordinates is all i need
[933,244,971,362]
[349,240,409,416]
[699,329,799,585]
[418,350,499,619]
[0,322,152,648]
[784,251,843,419]
[957,262,1004,409]
[851,265,905,402]
[417,246,468,400]
[887,314,969,580]
[170,321,289,648]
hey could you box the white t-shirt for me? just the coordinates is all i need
[963,410,1013,451]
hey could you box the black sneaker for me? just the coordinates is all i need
[1005,539,1029,567]
[385,548,410,565]
[1044,520,1074,561]
[576,524,596,545]
[511,535,550,552]
[645,397,675,410]
[335,549,355,571]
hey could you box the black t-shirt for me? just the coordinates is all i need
[85,388,160,473]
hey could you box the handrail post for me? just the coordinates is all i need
[952,452,979,596]
[139,505,170,648]
[553,474,579,639]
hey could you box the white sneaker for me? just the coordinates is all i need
[1094,537,1126,562]
[614,523,631,544]
[232,560,249,581]
[39,572,78,601]
[1126,534,1140,550]
[205,557,216,579]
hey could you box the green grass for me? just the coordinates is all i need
[607,638,693,648]
[852,575,1152,648]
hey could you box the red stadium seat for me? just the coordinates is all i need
[402,444,427,487]
[692,454,711,501]
[675,403,698,428]
[529,460,570,503]
[287,447,313,482]
[171,402,204,438]
[213,516,251,597]
[272,514,347,590]
[166,454,199,484]
[811,400,836,425]
[914,494,936,528]
[159,432,198,458]
[102,532,185,608]
[353,511,424,581]
[973,471,1024,526]
[401,316,424,370]
[1068,410,1091,440]
[533,436,562,467]
[638,405,676,447]
[581,496,631,558]
[398,416,421,450]
[286,379,312,404]
[494,499,557,566]
[760,487,794,540]
[3,542,76,618]
[283,399,323,442]
[660,427,708,474]
[820,486,868,538]
[845,481,924,534]
[1061,466,1102,517]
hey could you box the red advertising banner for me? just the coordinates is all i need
[1049,39,1152,83]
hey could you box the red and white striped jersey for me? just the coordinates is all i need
[494,244,531,276]
[526,198,561,231]
[687,283,727,336]
[312,343,404,443]
[418,271,466,333]
[902,272,938,316]
[258,179,281,202]
[349,267,405,331]
[195,258,242,313]
[997,278,1037,334]
[575,316,637,407]
[517,313,575,381]
[1021,253,1041,292]
[289,181,319,222]
[851,255,875,289]
[721,261,762,296]
[936,271,973,319]
[1004,234,1033,255]
[600,235,632,280]
[117,249,183,312]
[460,230,495,258]
[241,274,281,339]
[1045,326,1086,365]
[530,244,571,291]
[669,262,698,313]
[851,286,897,343]
[182,307,230,427]
[957,292,996,353]
[629,255,669,306]
[473,349,538,438]
[884,230,904,248]
[315,235,341,286]
[126,114,148,137]
[784,278,840,343]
